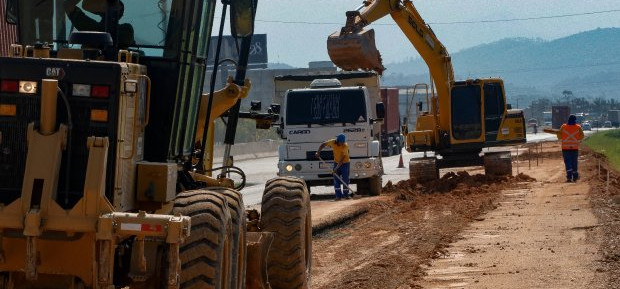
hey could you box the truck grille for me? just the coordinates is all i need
[306,151,334,161]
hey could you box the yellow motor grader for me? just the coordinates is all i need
[0,0,311,288]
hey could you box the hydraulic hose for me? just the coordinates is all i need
[57,87,73,206]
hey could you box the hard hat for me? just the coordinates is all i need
[336,133,346,143]
[568,114,577,125]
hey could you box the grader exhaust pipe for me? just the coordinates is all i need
[327,28,385,74]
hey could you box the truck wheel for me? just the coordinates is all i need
[261,177,312,289]
[210,188,247,289]
[357,179,369,194]
[368,175,382,196]
[381,148,389,157]
[172,190,233,289]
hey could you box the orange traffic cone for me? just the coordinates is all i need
[398,153,405,168]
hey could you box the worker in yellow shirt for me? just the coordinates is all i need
[315,134,351,200]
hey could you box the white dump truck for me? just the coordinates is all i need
[274,72,384,195]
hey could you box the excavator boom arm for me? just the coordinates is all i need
[327,0,454,131]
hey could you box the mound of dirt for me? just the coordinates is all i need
[312,170,537,289]
[385,171,535,196]
[515,172,537,182]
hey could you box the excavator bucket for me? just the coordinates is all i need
[327,28,386,74]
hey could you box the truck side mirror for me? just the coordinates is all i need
[6,0,17,24]
[506,104,513,110]
[269,103,281,114]
[230,0,256,38]
[250,100,261,111]
[375,102,385,120]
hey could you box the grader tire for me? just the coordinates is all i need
[409,157,439,183]
[261,177,312,289]
[172,190,233,289]
[210,187,247,289]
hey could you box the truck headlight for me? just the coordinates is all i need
[364,161,372,168]
[355,162,363,169]
[285,164,293,172]
[295,164,302,171]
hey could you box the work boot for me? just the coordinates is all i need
[332,198,342,202]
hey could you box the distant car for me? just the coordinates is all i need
[582,123,591,131]
[604,121,612,128]
[544,121,552,127]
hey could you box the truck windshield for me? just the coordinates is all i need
[286,89,367,125]
[16,0,188,57]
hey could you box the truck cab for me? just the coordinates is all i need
[277,77,384,195]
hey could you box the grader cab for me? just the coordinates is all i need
[0,0,311,288]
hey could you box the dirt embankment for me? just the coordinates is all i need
[583,149,620,289]
[312,169,535,289]
[312,141,620,289]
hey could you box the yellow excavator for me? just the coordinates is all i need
[328,0,526,180]
[0,0,310,288]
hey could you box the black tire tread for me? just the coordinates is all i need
[261,177,311,289]
[173,190,231,289]
[210,187,247,289]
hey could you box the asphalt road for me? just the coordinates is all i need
[228,129,608,206]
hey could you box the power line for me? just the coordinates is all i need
[248,8,620,26]
[430,9,620,25]
[460,60,620,76]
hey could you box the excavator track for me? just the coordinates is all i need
[483,151,513,176]
[409,157,439,183]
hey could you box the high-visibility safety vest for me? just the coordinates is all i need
[560,124,584,150]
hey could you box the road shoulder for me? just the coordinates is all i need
[418,158,603,288]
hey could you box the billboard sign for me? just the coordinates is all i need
[207,34,267,68]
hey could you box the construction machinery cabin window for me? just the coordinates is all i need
[286,89,367,126]
[483,82,505,141]
[16,0,178,57]
[451,84,482,140]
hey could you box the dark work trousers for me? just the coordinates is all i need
[333,162,351,198]
[562,150,579,181]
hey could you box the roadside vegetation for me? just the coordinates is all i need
[584,129,620,170]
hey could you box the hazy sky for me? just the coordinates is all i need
[215,0,620,67]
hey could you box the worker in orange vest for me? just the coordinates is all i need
[556,115,584,182]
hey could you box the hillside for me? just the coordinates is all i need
[382,28,620,98]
